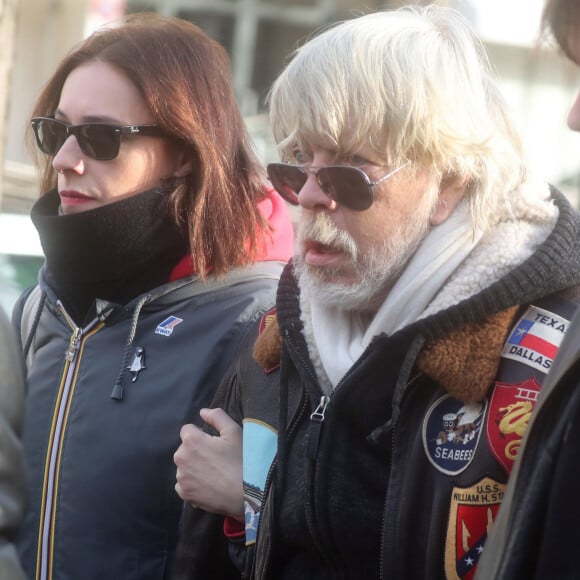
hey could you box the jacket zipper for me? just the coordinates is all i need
[253,392,309,580]
[254,330,310,579]
[307,395,330,460]
[36,304,100,580]
[379,371,422,580]
[285,328,358,574]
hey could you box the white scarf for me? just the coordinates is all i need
[300,181,558,391]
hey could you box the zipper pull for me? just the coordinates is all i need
[64,328,82,361]
[307,395,330,460]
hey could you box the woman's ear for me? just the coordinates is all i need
[430,173,470,225]
[171,147,193,178]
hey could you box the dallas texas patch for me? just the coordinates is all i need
[423,395,486,475]
[445,477,505,580]
[486,376,541,474]
[501,305,569,374]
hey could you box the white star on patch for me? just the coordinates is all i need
[476,545,484,554]
[465,557,474,567]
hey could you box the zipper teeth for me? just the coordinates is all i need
[285,334,328,558]
[379,371,423,580]
[38,306,100,580]
[37,363,75,580]
[256,326,310,578]
[283,327,319,386]
[256,383,309,579]
[284,330,347,573]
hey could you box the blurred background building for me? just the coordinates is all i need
[0,0,579,312]
[3,0,580,213]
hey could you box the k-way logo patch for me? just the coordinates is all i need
[486,377,541,474]
[155,315,183,336]
[502,305,569,373]
[423,395,486,475]
[445,477,505,580]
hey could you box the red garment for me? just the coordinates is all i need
[223,516,245,539]
[169,186,294,281]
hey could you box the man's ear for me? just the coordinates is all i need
[430,174,470,225]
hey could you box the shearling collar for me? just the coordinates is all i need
[253,305,519,403]
[254,183,580,404]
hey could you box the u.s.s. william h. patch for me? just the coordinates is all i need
[423,395,486,475]
[445,477,505,580]
[502,305,569,373]
[486,376,541,474]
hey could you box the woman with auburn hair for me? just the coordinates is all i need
[14,12,292,580]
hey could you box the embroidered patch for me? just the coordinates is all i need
[445,477,505,580]
[243,419,277,545]
[258,308,280,374]
[501,305,569,374]
[154,315,183,336]
[258,308,277,335]
[486,377,541,474]
[423,395,486,475]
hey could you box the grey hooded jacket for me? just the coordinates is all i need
[0,307,26,580]
[14,261,284,580]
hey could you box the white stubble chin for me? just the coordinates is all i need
[294,201,434,312]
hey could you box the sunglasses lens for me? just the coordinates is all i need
[79,125,120,160]
[267,164,306,205]
[35,119,67,156]
[318,167,373,211]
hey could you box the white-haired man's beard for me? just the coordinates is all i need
[294,207,433,312]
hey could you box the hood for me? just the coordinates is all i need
[169,186,294,281]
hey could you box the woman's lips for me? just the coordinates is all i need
[59,190,94,205]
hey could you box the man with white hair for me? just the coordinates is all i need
[172,5,580,579]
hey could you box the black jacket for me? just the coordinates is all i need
[173,189,580,579]
[475,307,580,579]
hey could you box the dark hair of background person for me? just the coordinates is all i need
[542,0,580,60]
[26,12,269,277]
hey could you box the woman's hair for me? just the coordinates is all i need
[542,0,580,61]
[268,5,527,231]
[28,13,268,276]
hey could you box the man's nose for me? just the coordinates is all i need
[296,171,336,211]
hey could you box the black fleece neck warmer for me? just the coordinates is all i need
[31,187,189,324]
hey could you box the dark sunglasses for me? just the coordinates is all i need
[31,117,167,161]
[267,162,408,211]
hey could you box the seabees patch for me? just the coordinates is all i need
[502,305,569,374]
[486,377,541,474]
[423,395,486,475]
[445,477,505,580]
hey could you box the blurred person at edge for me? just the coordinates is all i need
[476,1,580,578]
[0,307,26,580]
[170,5,580,580]
[13,12,293,580]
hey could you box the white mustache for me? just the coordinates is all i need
[298,212,358,259]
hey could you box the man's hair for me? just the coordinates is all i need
[29,13,267,276]
[268,5,527,231]
[542,0,580,61]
